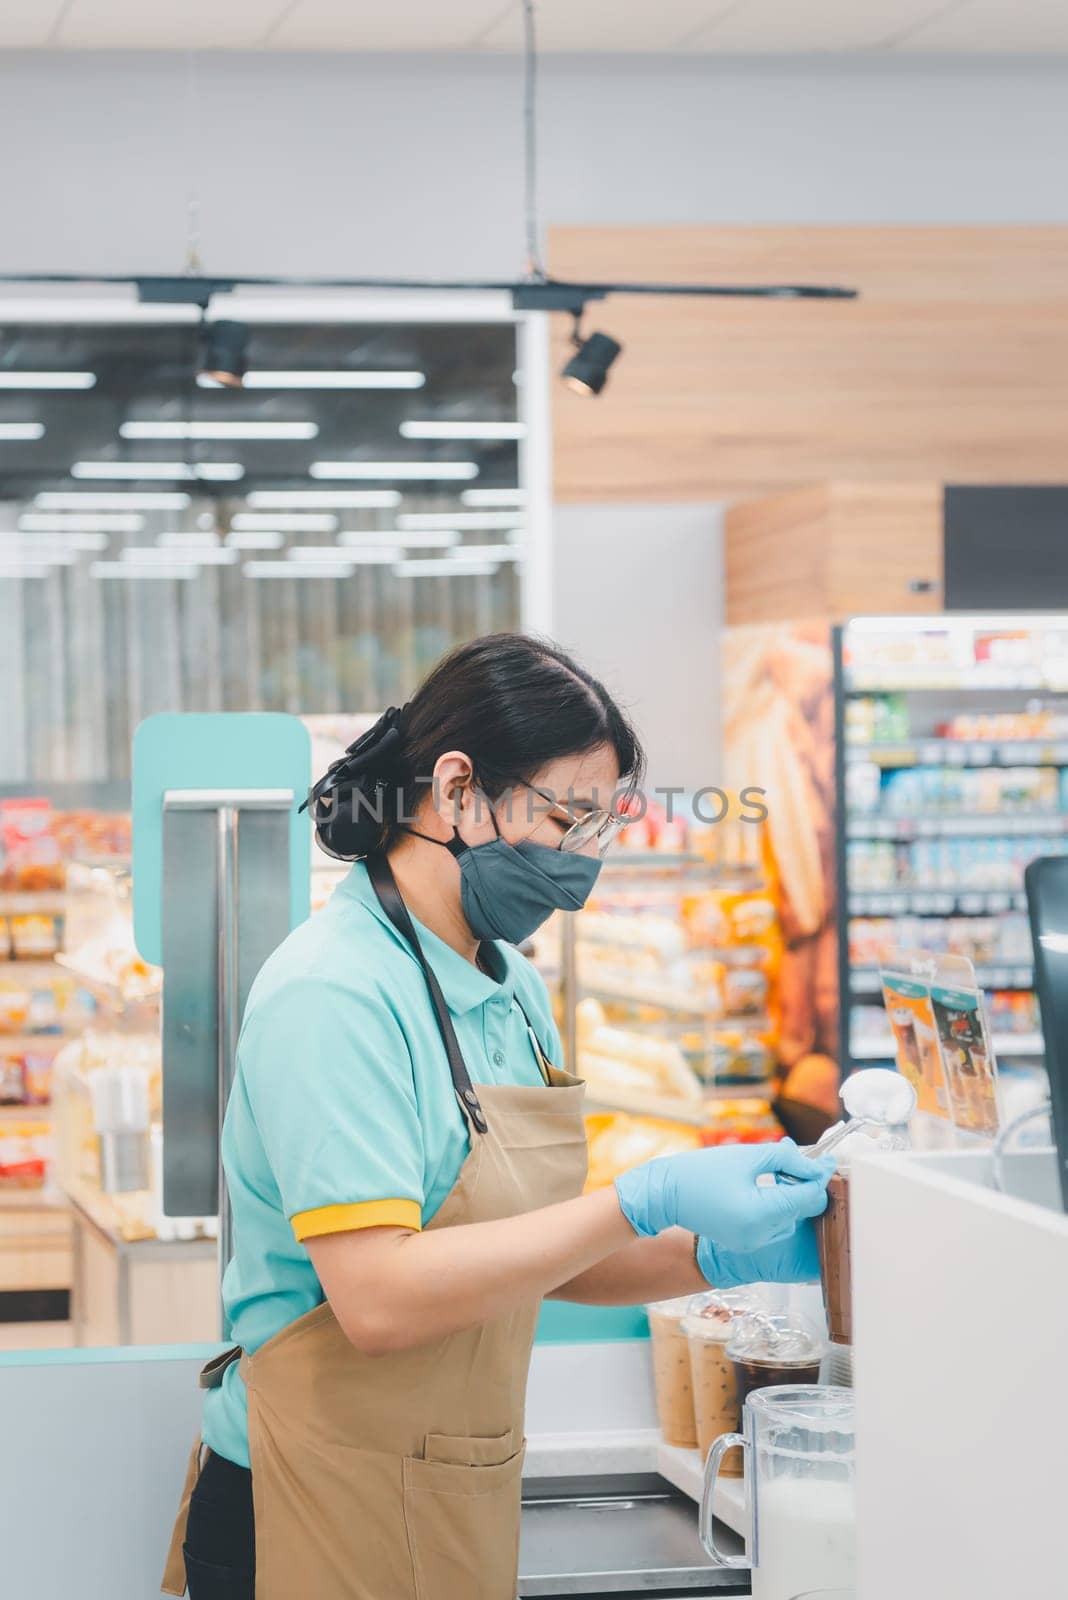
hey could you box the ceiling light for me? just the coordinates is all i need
[72,461,244,481]
[121,546,237,566]
[310,461,479,481]
[199,320,249,389]
[561,328,623,397]
[225,530,285,550]
[19,513,145,533]
[120,421,318,441]
[338,529,459,550]
[394,559,499,578]
[289,544,400,564]
[244,560,355,579]
[449,544,525,562]
[246,490,401,509]
[157,532,220,549]
[35,492,192,510]
[399,421,525,441]
[461,488,525,507]
[0,563,52,578]
[0,543,77,566]
[397,512,523,531]
[90,561,198,580]
[231,512,337,532]
[3,531,108,552]
[0,422,45,440]
[0,372,96,390]
[211,371,425,390]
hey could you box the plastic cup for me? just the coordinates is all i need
[646,1297,697,1449]
[681,1312,743,1476]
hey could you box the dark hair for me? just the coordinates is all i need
[310,633,645,860]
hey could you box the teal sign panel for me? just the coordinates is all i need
[132,712,311,965]
[537,1301,650,1344]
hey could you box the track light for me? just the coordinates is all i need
[562,320,623,397]
[199,320,249,389]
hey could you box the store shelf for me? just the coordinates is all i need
[0,1102,52,1121]
[584,1086,771,1126]
[846,813,1067,840]
[848,889,1028,916]
[846,670,1063,692]
[0,1032,75,1050]
[851,1032,1044,1061]
[845,738,1068,768]
[850,964,1034,996]
[656,1442,746,1535]
[0,891,67,916]
[52,954,160,1009]
[578,980,769,1021]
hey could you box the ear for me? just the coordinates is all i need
[429,750,477,830]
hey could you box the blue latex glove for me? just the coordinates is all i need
[695,1219,822,1290]
[615,1139,835,1255]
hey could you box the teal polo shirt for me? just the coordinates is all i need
[201,860,561,1469]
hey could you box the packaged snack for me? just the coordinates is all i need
[0,1120,50,1186]
[10,914,61,959]
[0,1050,26,1103]
[0,799,65,892]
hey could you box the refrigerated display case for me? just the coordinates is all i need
[723,612,1067,1087]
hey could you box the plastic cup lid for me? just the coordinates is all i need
[725,1311,824,1365]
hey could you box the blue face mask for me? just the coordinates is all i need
[414,816,603,945]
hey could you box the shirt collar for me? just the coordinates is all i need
[338,861,514,1016]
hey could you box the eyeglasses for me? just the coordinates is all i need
[521,783,630,858]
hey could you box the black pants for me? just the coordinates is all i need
[184,1450,256,1600]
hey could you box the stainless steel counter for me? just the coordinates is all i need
[518,1474,749,1597]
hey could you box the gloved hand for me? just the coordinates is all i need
[695,1219,821,1291]
[615,1140,835,1255]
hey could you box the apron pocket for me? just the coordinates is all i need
[182,1549,254,1600]
[403,1441,526,1600]
[423,1428,519,1467]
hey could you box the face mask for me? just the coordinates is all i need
[411,814,602,944]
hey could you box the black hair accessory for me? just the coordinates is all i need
[300,705,409,860]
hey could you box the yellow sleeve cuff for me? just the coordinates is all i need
[291,1198,423,1242]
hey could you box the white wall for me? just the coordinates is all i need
[552,503,724,792]
[2,52,1068,279]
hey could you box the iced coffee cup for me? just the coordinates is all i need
[725,1314,824,1421]
[681,1290,759,1473]
[816,1170,853,1347]
[646,1295,698,1449]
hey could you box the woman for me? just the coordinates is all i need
[163,634,833,1600]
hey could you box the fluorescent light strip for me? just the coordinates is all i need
[120,421,319,441]
[72,461,244,482]
[450,543,525,562]
[36,492,192,510]
[0,423,45,440]
[397,512,523,530]
[400,421,524,441]
[310,461,479,481]
[2,532,107,552]
[122,546,237,566]
[244,561,355,579]
[394,559,499,578]
[157,532,221,549]
[0,564,53,578]
[0,372,95,390]
[209,371,425,390]
[246,490,400,509]
[288,545,399,563]
[461,488,525,507]
[231,512,337,532]
[338,529,459,550]
[225,530,285,551]
[19,513,144,533]
[91,561,198,580]
[0,544,76,565]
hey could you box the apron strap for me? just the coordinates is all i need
[366,853,488,1135]
[160,1438,205,1597]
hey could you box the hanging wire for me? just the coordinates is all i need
[521,0,546,282]
[184,50,204,276]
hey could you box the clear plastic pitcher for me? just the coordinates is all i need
[700,1386,856,1600]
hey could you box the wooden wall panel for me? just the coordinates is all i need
[549,227,1068,503]
[725,482,944,624]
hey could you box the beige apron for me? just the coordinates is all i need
[163,854,588,1600]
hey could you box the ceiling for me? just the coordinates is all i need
[0,318,520,503]
[2,0,1065,55]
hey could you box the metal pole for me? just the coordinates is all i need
[216,803,240,1324]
